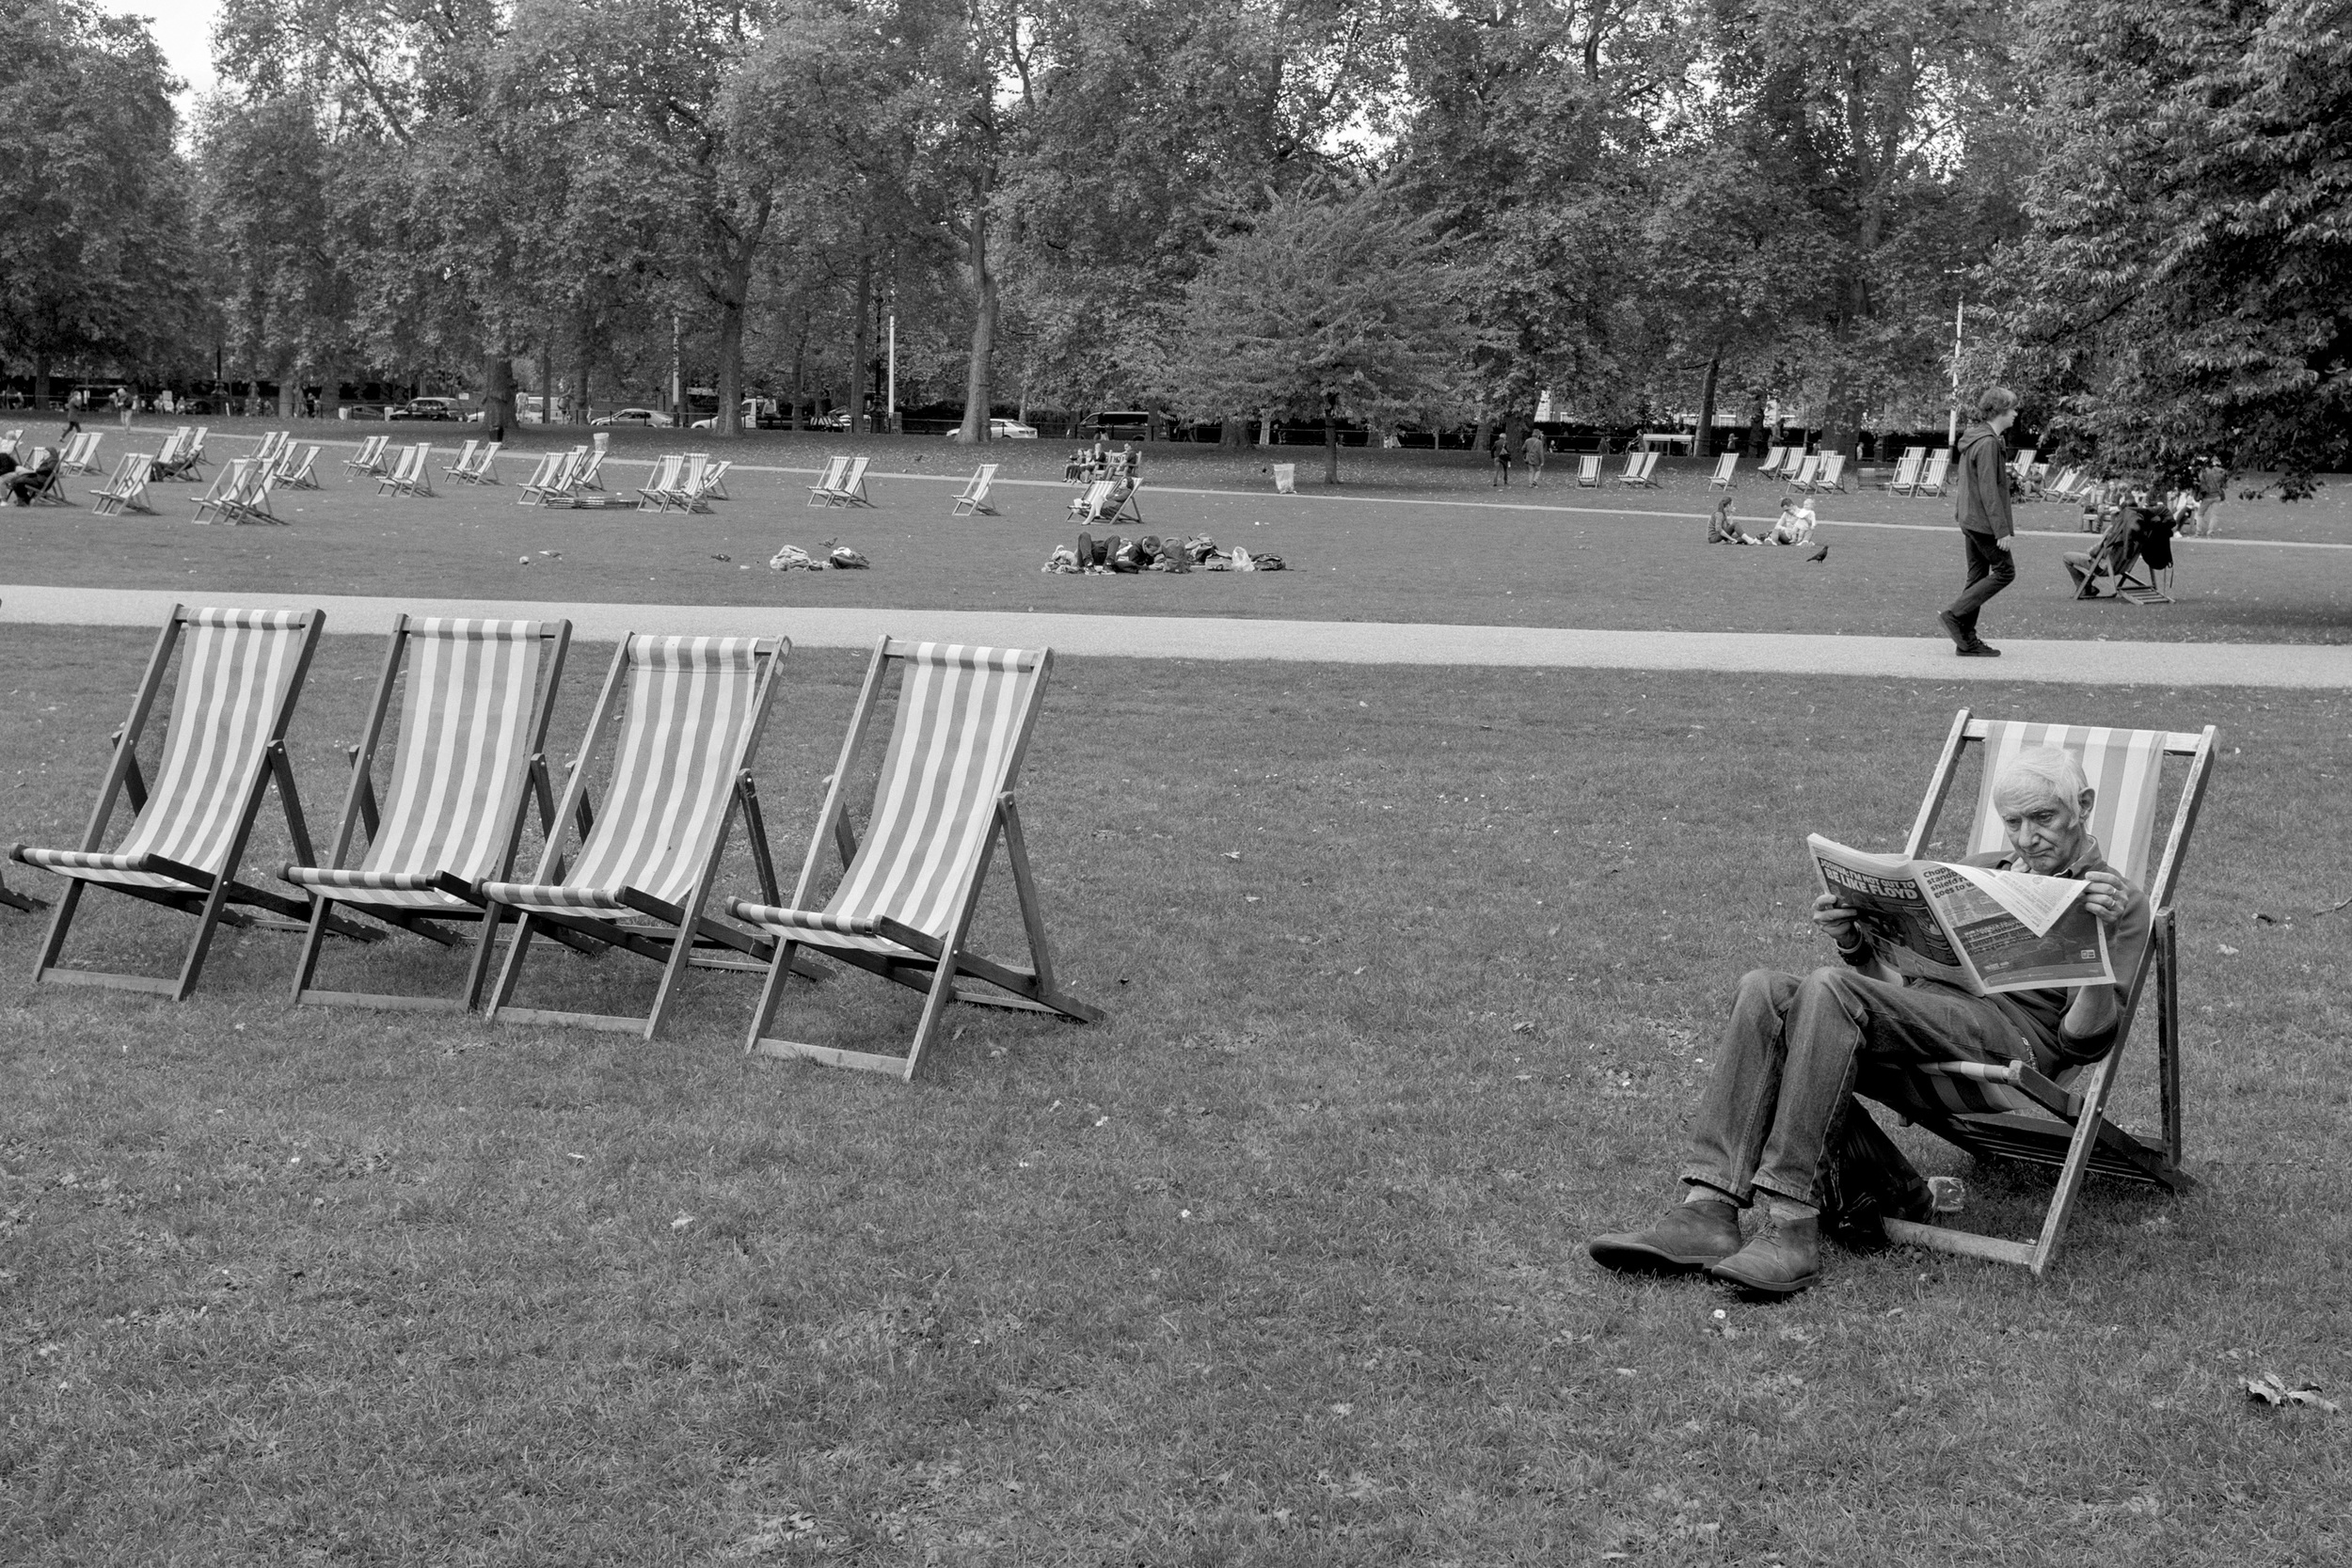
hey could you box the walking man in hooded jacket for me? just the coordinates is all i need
[1939,386,2019,657]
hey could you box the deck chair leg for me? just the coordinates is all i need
[2026,1053,2122,1275]
[743,938,803,1056]
[998,797,1102,1022]
[173,878,241,1002]
[461,901,508,1012]
[31,879,85,981]
[901,939,965,1083]
[643,911,703,1040]
[487,911,538,1018]
[289,892,336,1001]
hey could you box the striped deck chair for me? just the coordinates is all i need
[483,634,793,1039]
[227,462,284,525]
[1573,454,1603,486]
[1612,451,1644,484]
[575,443,609,491]
[524,447,588,506]
[276,443,323,489]
[699,458,730,499]
[636,454,685,511]
[1785,453,1823,490]
[342,435,390,479]
[1705,453,1738,489]
[952,464,1000,516]
[462,440,501,484]
[1756,445,1788,479]
[440,439,480,483]
[146,432,183,480]
[254,431,288,467]
[806,455,850,507]
[1066,480,1113,520]
[515,451,563,502]
[1615,451,1660,488]
[190,460,257,524]
[60,432,103,474]
[1873,711,2218,1275]
[91,452,156,517]
[9,606,335,999]
[1881,452,1923,492]
[282,615,573,1012]
[731,638,1104,1081]
[667,453,716,512]
[829,455,875,507]
[1914,455,1952,496]
[1807,452,1849,493]
[379,443,435,498]
[179,427,210,482]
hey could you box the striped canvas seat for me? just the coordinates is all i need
[10,606,327,1000]
[18,610,312,891]
[484,634,788,1040]
[1875,709,2218,1274]
[288,621,559,911]
[730,637,1102,1081]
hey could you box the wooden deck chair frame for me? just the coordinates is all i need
[1067,480,1113,521]
[516,451,566,504]
[700,459,730,499]
[1573,454,1603,486]
[182,427,210,481]
[952,464,1000,516]
[228,464,284,525]
[732,637,1104,1081]
[1915,455,1951,496]
[1705,453,1738,489]
[1883,453,1923,493]
[441,439,479,483]
[831,455,875,507]
[1875,711,2217,1275]
[668,453,716,512]
[1810,452,1848,493]
[190,459,255,524]
[283,615,573,1012]
[807,455,850,507]
[481,634,797,1039]
[8,605,350,999]
[277,444,323,488]
[1757,445,1788,478]
[60,432,102,474]
[575,445,609,491]
[464,441,503,484]
[254,431,288,467]
[379,443,435,498]
[91,452,155,517]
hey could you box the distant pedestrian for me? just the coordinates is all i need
[2191,456,2228,536]
[1938,386,2020,657]
[1522,431,1547,487]
[1490,433,1512,487]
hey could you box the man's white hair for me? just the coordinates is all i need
[1992,744,2090,811]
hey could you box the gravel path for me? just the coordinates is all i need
[5,583,2344,688]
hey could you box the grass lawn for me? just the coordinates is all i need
[2,624,2346,1562]
[7,420,2349,646]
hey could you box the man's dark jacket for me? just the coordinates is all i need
[1953,421,2013,537]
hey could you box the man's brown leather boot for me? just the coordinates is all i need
[1706,1209,1822,1295]
[1587,1198,1743,1275]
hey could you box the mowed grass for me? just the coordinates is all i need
[2,624,2347,1564]
[8,420,2350,645]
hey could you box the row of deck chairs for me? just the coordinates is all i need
[145,426,210,483]
[636,452,731,512]
[516,444,616,507]
[807,455,875,508]
[6,606,1103,1081]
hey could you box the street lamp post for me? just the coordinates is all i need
[1947,296,1964,451]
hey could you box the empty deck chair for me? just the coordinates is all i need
[1572,454,1603,486]
[440,440,480,483]
[378,443,435,498]
[1612,451,1645,484]
[1803,452,1848,493]
[731,638,1104,1081]
[1881,452,1923,493]
[806,455,851,507]
[228,462,284,525]
[1874,712,2217,1275]
[275,443,323,489]
[514,451,561,501]
[1784,453,1822,490]
[190,460,257,524]
[254,431,288,467]
[828,455,875,507]
[574,442,609,491]
[91,452,157,516]
[952,464,1000,516]
[636,454,686,511]
[519,448,584,506]
[342,435,391,479]
[282,615,573,1012]
[462,441,503,484]
[2007,448,2039,491]
[1705,453,1738,489]
[9,606,332,1000]
[1913,455,1952,496]
[482,634,792,1039]
[666,453,719,512]
[59,432,103,474]
[698,459,730,499]
[1614,451,1660,488]
[1756,445,1788,479]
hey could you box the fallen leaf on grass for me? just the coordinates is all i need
[671,1213,695,1232]
[2243,1373,2340,1412]
[2217,943,2240,956]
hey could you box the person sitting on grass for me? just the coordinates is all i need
[1707,495,1758,545]
[1585,745,2150,1296]
[1766,498,1817,546]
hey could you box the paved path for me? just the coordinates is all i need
[4,584,2344,688]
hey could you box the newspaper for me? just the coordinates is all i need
[1808,835,2115,994]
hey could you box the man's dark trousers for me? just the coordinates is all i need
[1946,528,2014,643]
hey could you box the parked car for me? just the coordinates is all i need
[592,406,672,427]
[1080,409,1153,439]
[390,396,463,420]
[940,418,1040,440]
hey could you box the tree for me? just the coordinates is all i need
[1996,0,2352,490]
[1168,184,1478,483]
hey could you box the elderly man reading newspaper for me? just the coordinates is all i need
[1587,745,2152,1295]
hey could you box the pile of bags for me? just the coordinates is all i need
[770,542,869,571]
[1043,532,1286,575]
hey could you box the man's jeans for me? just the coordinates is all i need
[1681,967,2027,1227]
[1945,528,2015,641]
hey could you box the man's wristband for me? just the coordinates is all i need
[1835,935,1870,963]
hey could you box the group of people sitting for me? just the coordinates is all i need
[1708,494,1819,547]
[1065,438,1141,484]
[1044,531,1285,574]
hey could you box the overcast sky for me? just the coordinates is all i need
[97,0,217,105]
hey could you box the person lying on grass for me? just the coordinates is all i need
[1587,744,2151,1296]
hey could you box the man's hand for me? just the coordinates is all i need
[1994,534,2014,552]
[2079,869,2132,924]
[1811,893,1862,945]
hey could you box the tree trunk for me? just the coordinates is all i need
[1323,390,1341,484]
[278,366,298,419]
[955,178,996,445]
[574,305,595,424]
[1692,353,1721,458]
[1257,408,1272,446]
[480,351,516,438]
[1221,415,1246,450]
[1744,393,1765,457]
[318,365,343,422]
[715,299,745,439]
[537,338,554,429]
[850,246,872,437]
[1472,412,1495,455]
[790,326,806,432]
[32,356,49,411]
